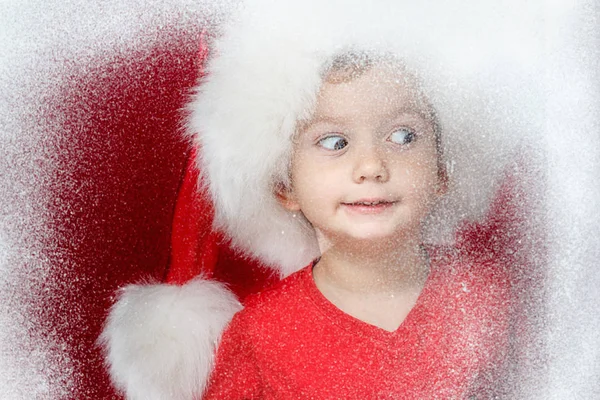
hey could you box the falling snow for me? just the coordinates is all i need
[1,0,599,398]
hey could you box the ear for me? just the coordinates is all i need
[274,182,301,211]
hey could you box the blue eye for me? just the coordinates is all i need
[318,135,348,151]
[389,128,416,145]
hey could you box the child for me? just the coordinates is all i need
[201,52,511,399]
[102,0,536,398]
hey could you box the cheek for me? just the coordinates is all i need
[292,166,334,200]
[394,152,437,175]
[290,158,321,201]
[395,155,441,195]
[290,159,343,210]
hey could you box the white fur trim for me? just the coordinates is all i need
[99,278,242,400]
[188,0,546,275]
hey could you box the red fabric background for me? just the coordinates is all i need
[41,29,277,398]
[43,32,206,398]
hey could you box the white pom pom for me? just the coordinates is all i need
[99,278,241,400]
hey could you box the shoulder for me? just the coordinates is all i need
[429,246,512,310]
[431,245,511,283]
[204,270,313,399]
[244,265,309,307]
[224,265,311,337]
[427,247,513,363]
[242,265,309,315]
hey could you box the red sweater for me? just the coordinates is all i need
[203,251,511,399]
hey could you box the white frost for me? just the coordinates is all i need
[1,0,599,398]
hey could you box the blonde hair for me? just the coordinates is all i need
[322,51,375,84]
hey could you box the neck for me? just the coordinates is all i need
[314,235,430,295]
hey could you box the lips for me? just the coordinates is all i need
[340,199,398,214]
[347,200,391,206]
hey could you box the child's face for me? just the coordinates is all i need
[280,65,445,245]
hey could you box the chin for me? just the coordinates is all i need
[344,226,407,243]
[355,219,426,241]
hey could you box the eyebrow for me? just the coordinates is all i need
[303,107,434,129]
[296,115,347,132]
[385,106,436,123]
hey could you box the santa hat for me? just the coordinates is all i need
[189,0,544,276]
[101,1,545,399]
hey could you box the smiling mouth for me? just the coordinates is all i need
[342,199,398,206]
[345,200,394,206]
[340,200,398,214]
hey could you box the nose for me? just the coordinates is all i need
[352,141,389,183]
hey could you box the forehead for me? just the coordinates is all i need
[308,65,433,126]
